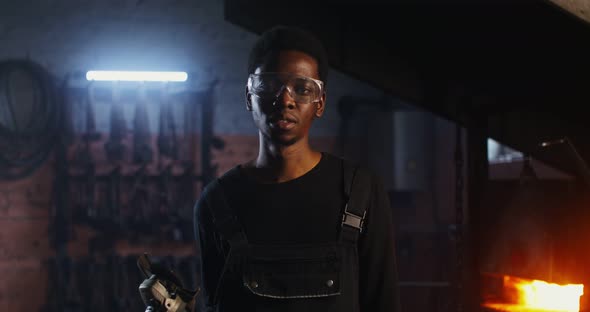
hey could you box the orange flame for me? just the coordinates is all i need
[483,275,584,312]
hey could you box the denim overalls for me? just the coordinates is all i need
[204,161,372,312]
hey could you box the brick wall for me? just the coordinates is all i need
[0,160,54,311]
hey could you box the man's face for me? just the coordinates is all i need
[246,50,325,146]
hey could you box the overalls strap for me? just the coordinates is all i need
[340,160,372,244]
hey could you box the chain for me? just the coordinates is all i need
[454,124,464,312]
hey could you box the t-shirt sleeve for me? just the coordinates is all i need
[358,173,401,312]
[194,191,226,311]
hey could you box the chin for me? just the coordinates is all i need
[270,133,298,146]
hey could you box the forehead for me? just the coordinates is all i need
[254,50,320,79]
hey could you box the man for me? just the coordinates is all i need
[194,25,400,312]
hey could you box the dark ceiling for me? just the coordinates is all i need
[224,0,590,176]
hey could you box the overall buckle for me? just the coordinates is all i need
[341,204,366,233]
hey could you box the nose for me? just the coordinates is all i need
[273,85,295,109]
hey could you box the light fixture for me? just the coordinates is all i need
[86,71,188,82]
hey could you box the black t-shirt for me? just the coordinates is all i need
[195,153,400,312]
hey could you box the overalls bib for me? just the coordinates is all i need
[205,161,372,312]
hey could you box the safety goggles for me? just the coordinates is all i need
[247,72,324,105]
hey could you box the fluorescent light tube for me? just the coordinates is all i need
[86,71,188,82]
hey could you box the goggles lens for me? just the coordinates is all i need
[248,73,324,104]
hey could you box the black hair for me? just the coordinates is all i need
[247,25,329,86]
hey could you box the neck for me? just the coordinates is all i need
[252,132,321,183]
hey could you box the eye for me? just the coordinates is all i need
[293,80,316,96]
[294,86,313,95]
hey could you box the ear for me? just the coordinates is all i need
[245,85,253,111]
[315,92,326,118]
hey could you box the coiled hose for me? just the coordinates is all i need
[0,59,60,180]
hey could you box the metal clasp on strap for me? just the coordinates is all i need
[341,203,366,233]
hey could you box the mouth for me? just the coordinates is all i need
[269,115,297,130]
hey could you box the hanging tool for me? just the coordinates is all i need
[104,82,126,163]
[87,84,121,241]
[156,163,173,222]
[60,73,76,147]
[182,81,196,169]
[73,84,101,222]
[133,83,153,165]
[100,83,124,230]
[176,163,196,243]
[156,83,184,239]
[106,165,122,232]
[179,85,198,233]
[157,83,178,161]
[199,79,224,187]
[128,164,150,242]
[128,83,154,240]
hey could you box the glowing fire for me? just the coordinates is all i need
[483,275,584,312]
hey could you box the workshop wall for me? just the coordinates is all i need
[0,1,465,311]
